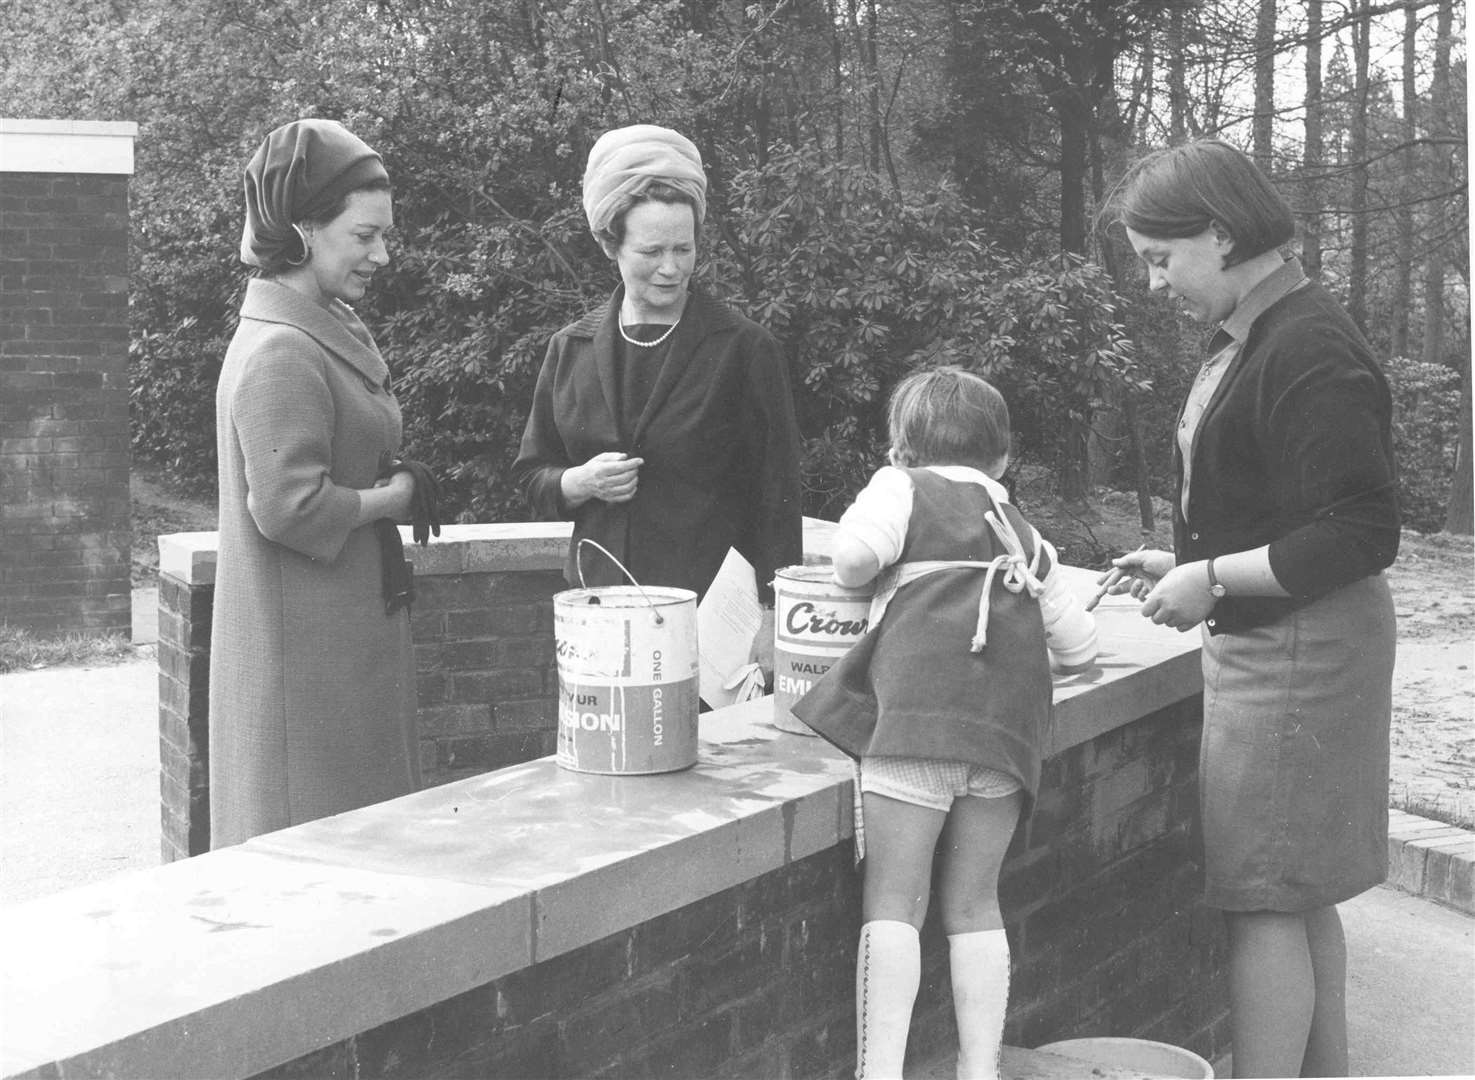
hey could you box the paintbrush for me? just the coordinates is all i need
[1085,543,1146,612]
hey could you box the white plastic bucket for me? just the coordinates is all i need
[771,564,873,735]
[1035,1037,1215,1078]
[553,541,699,775]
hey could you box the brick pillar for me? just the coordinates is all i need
[0,119,139,636]
[158,568,214,862]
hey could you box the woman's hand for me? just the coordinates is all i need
[1096,548,1175,603]
[562,452,644,508]
[355,469,415,527]
[1140,560,1217,632]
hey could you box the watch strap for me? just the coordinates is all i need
[1206,557,1227,598]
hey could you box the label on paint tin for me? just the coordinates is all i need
[556,677,699,773]
[773,568,871,649]
[773,652,839,702]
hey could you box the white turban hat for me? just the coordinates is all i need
[582,124,707,238]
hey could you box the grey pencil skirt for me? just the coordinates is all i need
[1198,572,1396,912]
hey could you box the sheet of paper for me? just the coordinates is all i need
[697,547,766,709]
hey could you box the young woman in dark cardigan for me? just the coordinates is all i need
[1104,139,1399,1078]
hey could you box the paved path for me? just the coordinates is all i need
[2,656,1471,1077]
[1,660,160,903]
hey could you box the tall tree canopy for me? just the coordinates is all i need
[2,0,1465,530]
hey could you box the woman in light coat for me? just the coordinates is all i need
[210,119,421,847]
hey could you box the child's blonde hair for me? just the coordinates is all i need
[887,366,1011,471]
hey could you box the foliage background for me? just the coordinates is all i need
[2,0,1467,532]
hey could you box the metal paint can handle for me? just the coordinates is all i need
[574,538,665,625]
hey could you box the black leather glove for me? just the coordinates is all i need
[387,459,443,547]
[372,457,442,616]
[375,518,415,616]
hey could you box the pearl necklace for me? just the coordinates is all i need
[618,319,679,348]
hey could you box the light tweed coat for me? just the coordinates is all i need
[210,278,419,848]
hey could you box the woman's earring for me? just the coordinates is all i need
[286,223,311,267]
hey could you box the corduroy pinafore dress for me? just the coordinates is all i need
[793,469,1054,800]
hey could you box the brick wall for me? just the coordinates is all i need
[253,845,864,1080]
[410,566,563,784]
[0,121,138,636]
[246,698,1221,1080]
[156,527,567,861]
[4,564,1223,1078]
[156,573,213,861]
[148,530,1225,1076]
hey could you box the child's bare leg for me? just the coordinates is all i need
[937,790,1021,933]
[862,791,948,927]
[856,793,947,1079]
[938,792,1022,1080]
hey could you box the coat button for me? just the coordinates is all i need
[1206,618,1216,628]
[1190,531,1200,540]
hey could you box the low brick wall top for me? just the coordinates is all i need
[4,561,1205,1079]
[158,520,846,585]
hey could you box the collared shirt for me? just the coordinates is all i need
[1179,257,1309,518]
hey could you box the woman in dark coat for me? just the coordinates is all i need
[211,119,423,847]
[1105,139,1400,1078]
[513,124,803,660]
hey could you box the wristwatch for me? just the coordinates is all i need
[1206,558,1227,599]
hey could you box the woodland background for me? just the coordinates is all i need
[2,0,1468,536]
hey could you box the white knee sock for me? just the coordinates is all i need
[949,928,1010,1080]
[856,919,921,1080]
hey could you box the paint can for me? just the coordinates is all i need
[771,564,873,735]
[1035,1039,1214,1079]
[554,542,699,775]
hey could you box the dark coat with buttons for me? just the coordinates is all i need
[211,278,420,848]
[1174,281,1400,634]
[512,285,803,603]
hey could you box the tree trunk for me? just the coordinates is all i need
[1301,0,1323,279]
[1059,94,1090,256]
[1446,355,1474,534]
[943,0,990,211]
[1430,0,1469,532]
[1168,4,1187,142]
[1137,32,1154,146]
[865,0,901,196]
[829,0,845,157]
[1252,0,1276,164]
[846,0,890,184]
[1391,2,1416,357]
[1347,0,1370,330]
[1088,83,1132,490]
[1422,0,1454,368]
[1124,392,1155,534]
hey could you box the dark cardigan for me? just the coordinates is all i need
[512,285,804,603]
[1174,281,1400,634]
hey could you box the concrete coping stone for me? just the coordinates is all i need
[158,517,848,586]
[0,119,139,175]
[4,558,1202,1080]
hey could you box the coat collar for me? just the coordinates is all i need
[239,277,390,387]
[572,284,743,444]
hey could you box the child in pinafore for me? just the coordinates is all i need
[793,367,1098,1080]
